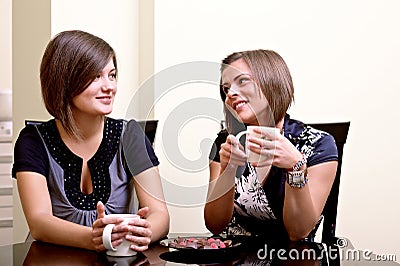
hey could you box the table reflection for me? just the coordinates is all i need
[3,236,397,266]
[21,241,165,266]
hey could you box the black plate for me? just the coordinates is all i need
[159,237,243,264]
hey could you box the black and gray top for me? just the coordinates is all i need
[12,117,159,227]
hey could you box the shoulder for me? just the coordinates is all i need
[121,119,146,139]
[120,119,159,176]
[284,115,334,144]
[284,115,338,166]
[16,120,53,145]
[13,121,51,178]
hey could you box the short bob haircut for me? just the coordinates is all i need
[40,30,117,138]
[220,49,294,132]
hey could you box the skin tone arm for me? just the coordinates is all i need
[130,166,170,244]
[282,162,337,240]
[204,135,245,234]
[17,171,125,250]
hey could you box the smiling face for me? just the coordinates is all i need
[221,58,271,126]
[71,59,117,117]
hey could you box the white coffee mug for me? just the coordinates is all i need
[102,214,140,257]
[235,126,279,163]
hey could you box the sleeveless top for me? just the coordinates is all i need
[12,118,159,227]
[209,114,338,242]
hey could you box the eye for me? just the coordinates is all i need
[109,72,117,81]
[238,77,250,86]
[93,74,101,82]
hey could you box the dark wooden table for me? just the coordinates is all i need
[0,234,398,265]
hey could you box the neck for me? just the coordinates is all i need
[57,114,105,143]
[74,115,105,140]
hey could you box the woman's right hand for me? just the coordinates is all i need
[219,134,247,171]
[91,201,127,252]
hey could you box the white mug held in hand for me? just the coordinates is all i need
[235,126,279,164]
[102,214,140,257]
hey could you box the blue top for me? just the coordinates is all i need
[209,114,338,242]
[12,118,159,227]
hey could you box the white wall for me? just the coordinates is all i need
[12,0,52,244]
[154,0,400,261]
[0,0,11,90]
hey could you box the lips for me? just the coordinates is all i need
[96,95,112,104]
[233,100,247,111]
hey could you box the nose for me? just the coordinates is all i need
[101,78,116,92]
[226,86,239,98]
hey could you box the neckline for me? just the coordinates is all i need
[51,119,106,163]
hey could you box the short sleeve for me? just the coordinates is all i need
[208,129,229,162]
[306,131,338,167]
[12,125,49,178]
[122,120,160,176]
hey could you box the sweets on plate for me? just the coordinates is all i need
[167,237,233,249]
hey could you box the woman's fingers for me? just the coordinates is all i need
[136,206,149,218]
[96,201,105,219]
[220,135,247,166]
[120,217,152,252]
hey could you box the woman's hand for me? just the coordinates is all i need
[248,127,302,169]
[219,134,247,170]
[91,201,127,252]
[126,206,152,252]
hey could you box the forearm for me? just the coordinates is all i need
[283,184,320,241]
[146,209,170,243]
[283,162,337,241]
[28,214,95,250]
[204,166,236,234]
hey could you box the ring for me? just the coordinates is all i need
[261,136,266,140]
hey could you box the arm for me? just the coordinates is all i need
[130,166,169,246]
[204,135,247,235]
[17,171,95,249]
[249,128,337,241]
[283,161,337,240]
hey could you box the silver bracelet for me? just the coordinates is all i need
[292,153,307,171]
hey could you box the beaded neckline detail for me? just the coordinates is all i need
[37,118,123,210]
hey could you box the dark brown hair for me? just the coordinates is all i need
[40,30,117,138]
[220,49,294,128]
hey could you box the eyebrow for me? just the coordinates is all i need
[222,73,251,86]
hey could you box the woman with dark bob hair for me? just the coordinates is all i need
[205,49,338,243]
[12,30,169,252]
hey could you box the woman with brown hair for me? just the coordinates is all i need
[12,30,169,252]
[205,49,338,243]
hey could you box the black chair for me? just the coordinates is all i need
[308,122,350,243]
[137,120,158,146]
